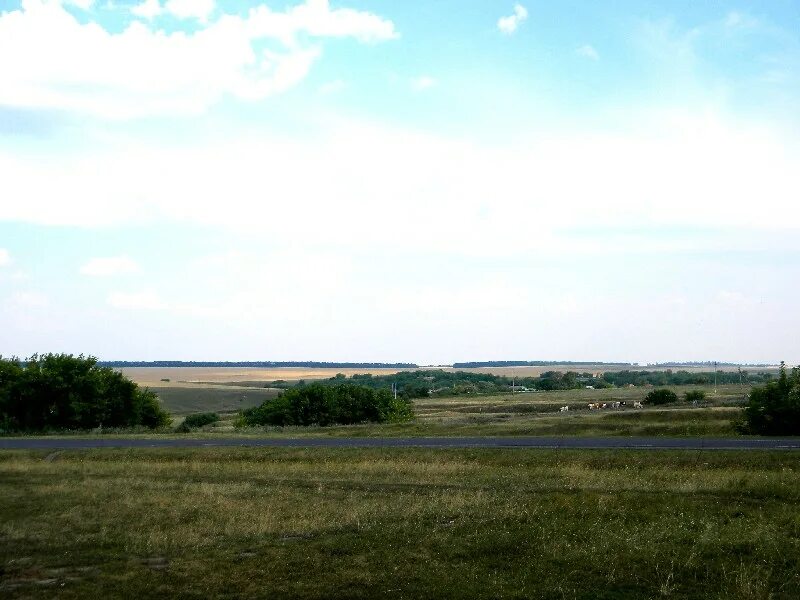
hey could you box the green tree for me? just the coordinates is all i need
[740,362,800,435]
[241,383,413,427]
[0,354,169,431]
[684,390,707,403]
[644,389,678,405]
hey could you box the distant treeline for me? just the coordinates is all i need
[647,361,775,368]
[602,370,773,387]
[98,361,419,369]
[451,361,633,369]
[301,368,775,399]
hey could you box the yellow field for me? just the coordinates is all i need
[119,367,415,387]
[120,364,775,388]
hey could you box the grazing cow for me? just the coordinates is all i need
[588,403,598,410]
[601,403,608,409]
[633,401,643,409]
[560,406,569,412]
[611,401,621,409]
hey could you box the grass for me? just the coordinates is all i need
[2,385,747,438]
[149,386,280,415]
[211,384,748,438]
[1,447,799,598]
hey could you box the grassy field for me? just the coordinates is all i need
[150,386,280,416]
[128,370,755,439]
[1,447,799,598]
[186,384,747,438]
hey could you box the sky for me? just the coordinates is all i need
[1,0,799,365]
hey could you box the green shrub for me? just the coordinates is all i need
[176,412,220,432]
[739,363,800,436]
[644,389,678,405]
[0,354,170,432]
[684,390,707,403]
[240,383,413,427]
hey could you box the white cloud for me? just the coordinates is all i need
[246,0,399,45]
[108,290,167,310]
[576,44,599,60]
[411,75,436,90]
[80,256,141,277]
[1,112,797,260]
[0,0,398,118]
[131,0,162,19]
[0,249,9,267]
[64,0,94,10]
[497,4,528,35]
[165,0,214,22]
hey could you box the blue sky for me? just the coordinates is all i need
[1,0,799,364]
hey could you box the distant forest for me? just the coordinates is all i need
[99,361,419,368]
[452,361,633,368]
[301,368,776,399]
[647,361,775,368]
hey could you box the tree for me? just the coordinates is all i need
[684,390,707,403]
[644,389,678,405]
[240,383,413,427]
[740,362,800,435]
[0,354,170,432]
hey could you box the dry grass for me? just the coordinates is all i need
[1,447,799,598]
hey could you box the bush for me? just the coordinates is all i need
[684,390,707,403]
[0,354,170,432]
[739,363,800,436]
[644,389,678,405]
[240,383,413,427]
[176,412,219,432]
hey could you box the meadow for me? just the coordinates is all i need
[115,366,758,438]
[169,384,749,438]
[1,447,799,599]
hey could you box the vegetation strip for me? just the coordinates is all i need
[2,436,799,450]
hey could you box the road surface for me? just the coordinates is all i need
[1,436,798,450]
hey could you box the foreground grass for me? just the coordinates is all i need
[1,448,799,598]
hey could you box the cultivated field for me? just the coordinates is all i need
[1,447,798,598]
[149,386,280,416]
[121,365,777,387]
[119,367,415,386]
[162,384,750,438]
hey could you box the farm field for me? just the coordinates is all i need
[1,447,798,599]
[149,386,280,416]
[120,365,764,436]
[119,367,416,386]
[120,365,778,387]
[157,384,749,438]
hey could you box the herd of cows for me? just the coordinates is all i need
[559,401,644,412]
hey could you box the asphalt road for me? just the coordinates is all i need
[1,436,798,450]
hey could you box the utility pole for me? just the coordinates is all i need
[714,361,718,395]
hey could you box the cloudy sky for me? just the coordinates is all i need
[1,0,799,364]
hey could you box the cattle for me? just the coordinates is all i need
[633,401,643,409]
[559,406,569,412]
